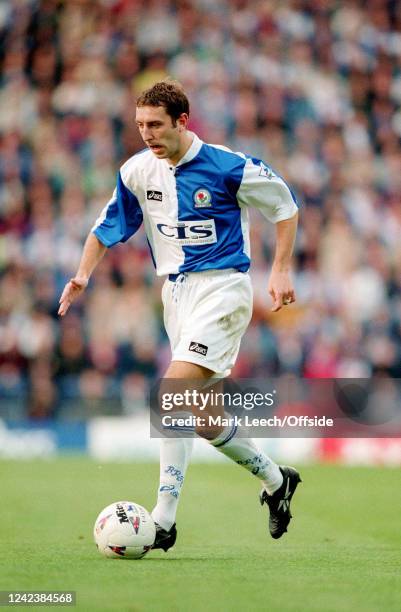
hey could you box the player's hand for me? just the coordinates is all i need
[268,269,295,312]
[58,277,88,317]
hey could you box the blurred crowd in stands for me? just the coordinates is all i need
[0,0,400,418]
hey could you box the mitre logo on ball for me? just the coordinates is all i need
[193,188,212,207]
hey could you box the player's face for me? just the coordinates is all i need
[135,106,187,164]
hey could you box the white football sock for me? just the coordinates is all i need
[209,421,283,494]
[151,437,194,531]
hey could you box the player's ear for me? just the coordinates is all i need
[177,113,188,131]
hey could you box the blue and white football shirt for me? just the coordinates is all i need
[92,134,298,276]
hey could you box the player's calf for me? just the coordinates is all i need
[195,415,224,441]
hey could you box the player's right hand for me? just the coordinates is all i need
[58,277,88,317]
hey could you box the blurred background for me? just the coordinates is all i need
[0,0,400,461]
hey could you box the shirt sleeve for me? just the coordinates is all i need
[91,171,143,247]
[236,157,298,223]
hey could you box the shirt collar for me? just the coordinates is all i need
[174,132,203,167]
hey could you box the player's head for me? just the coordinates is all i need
[136,80,190,164]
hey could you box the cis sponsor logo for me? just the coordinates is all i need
[189,341,208,356]
[156,219,217,245]
[147,190,163,201]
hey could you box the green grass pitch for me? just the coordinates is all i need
[1,457,400,612]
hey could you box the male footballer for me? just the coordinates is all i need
[58,80,301,552]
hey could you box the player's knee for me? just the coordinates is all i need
[195,422,224,441]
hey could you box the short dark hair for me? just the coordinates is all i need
[136,79,190,123]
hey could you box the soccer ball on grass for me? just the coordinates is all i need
[94,501,156,559]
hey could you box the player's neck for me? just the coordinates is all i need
[167,132,194,167]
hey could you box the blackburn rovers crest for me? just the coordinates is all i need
[193,188,212,208]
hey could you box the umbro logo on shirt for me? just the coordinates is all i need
[147,190,163,202]
[189,341,208,356]
[259,163,274,180]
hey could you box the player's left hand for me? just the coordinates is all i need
[268,269,295,312]
[58,277,88,317]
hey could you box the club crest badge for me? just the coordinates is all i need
[193,188,212,208]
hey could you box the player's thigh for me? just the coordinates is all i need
[164,360,214,379]
[175,273,253,375]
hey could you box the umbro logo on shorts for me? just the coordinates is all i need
[189,341,208,356]
[147,190,163,202]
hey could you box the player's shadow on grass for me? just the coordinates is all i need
[146,554,238,562]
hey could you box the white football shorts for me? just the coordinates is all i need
[162,269,253,377]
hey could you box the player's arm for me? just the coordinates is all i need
[58,167,144,317]
[269,212,298,312]
[58,233,106,317]
[236,157,299,312]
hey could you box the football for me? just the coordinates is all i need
[94,501,156,559]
